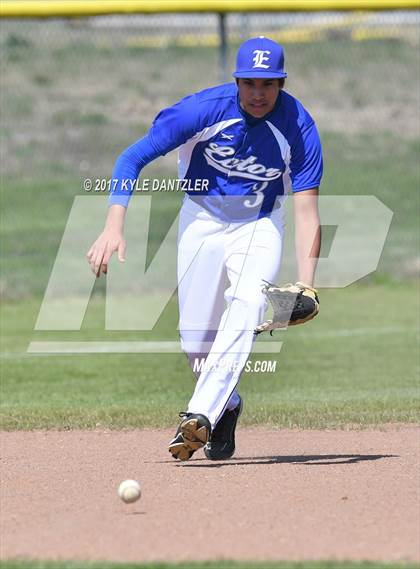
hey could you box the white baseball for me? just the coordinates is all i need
[118,479,141,503]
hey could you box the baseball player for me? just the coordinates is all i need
[87,37,323,461]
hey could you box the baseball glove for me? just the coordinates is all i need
[255,281,319,335]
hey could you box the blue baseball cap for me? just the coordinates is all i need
[233,36,288,79]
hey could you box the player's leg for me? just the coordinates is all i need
[187,213,284,431]
[202,217,283,459]
[176,198,242,410]
[170,197,238,460]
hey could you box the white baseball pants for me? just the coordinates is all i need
[177,196,284,428]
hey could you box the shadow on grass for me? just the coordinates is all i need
[171,453,398,468]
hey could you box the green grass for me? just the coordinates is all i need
[0,27,419,430]
[1,283,418,430]
[1,561,419,569]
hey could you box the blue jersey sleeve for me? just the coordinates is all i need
[108,134,161,207]
[290,120,323,192]
[149,93,199,155]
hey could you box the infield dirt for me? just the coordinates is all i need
[1,426,419,564]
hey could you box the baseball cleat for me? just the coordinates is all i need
[168,413,211,461]
[204,396,243,460]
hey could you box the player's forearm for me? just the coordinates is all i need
[295,222,321,286]
[104,204,127,234]
[293,192,321,287]
[108,134,161,208]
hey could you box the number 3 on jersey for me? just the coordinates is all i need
[244,181,268,208]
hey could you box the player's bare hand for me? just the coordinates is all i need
[86,230,126,277]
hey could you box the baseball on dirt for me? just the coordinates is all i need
[118,479,141,504]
